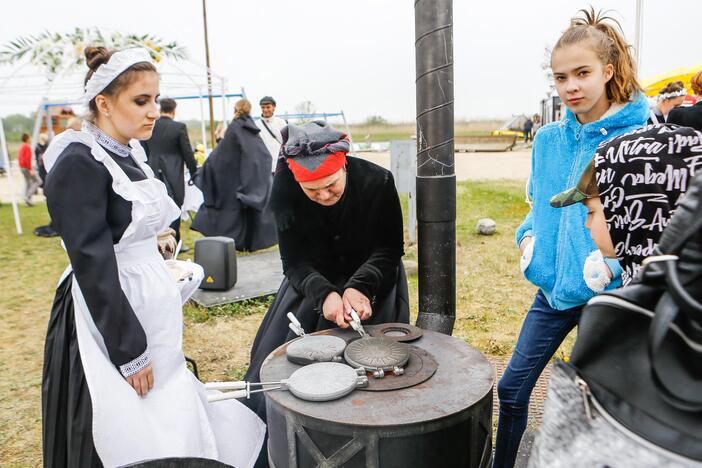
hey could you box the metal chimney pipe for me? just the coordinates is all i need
[414,0,456,335]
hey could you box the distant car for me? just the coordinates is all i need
[492,114,527,139]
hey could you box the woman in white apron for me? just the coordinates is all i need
[41,46,264,468]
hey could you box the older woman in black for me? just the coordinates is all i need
[243,122,409,434]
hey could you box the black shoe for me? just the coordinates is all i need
[180,245,190,253]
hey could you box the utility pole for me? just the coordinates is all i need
[634,0,644,72]
[202,0,216,149]
[414,0,456,335]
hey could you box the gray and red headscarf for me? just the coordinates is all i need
[280,121,350,182]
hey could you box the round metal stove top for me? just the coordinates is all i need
[343,337,410,372]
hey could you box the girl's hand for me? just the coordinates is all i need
[126,365,154,397]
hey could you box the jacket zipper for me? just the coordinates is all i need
[553,127,583,304]
[573,375,701,464]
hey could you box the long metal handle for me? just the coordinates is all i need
[207,386,284,403]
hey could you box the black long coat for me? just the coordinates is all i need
[668,101,702,132]
[243,156,409,439]
[141,116,197,206]
[191,115,277,252]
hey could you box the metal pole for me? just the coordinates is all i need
[202,0,217,148]
[414,0,456,335]
[634,0,644,72]
[197,86,208,153]
[0,117,23,234]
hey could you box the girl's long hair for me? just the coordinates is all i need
[554,7,640,103]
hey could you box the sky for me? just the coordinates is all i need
[0,0,698,123]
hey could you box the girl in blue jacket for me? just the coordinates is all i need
[493,9,649,468]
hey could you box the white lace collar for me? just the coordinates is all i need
[81,121,132,158]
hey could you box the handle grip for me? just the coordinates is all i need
[204,381,247,391]
[207,389,248,402]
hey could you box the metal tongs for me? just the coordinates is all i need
[349,309,368,338]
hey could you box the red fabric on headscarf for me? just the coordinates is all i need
[286,151,347,182]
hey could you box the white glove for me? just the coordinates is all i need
[520,236,535,273]
[583,250,612,293]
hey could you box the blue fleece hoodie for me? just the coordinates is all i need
[515,93,649,310]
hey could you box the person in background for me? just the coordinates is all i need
[495,9,649,468]
[255,96,286,173]
[668,70,702,132]
[35,133,49,186]
[18,133,40,206]
[532,114,542,135]
[523,116,534,142]
[647,80,687,124]
[141,97,198,246]
[193,142,206,166]
[191,99,277,251]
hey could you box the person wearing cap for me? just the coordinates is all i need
[242,121,409,439]
[255,95,286,172]
[550,123,702,287]
[41,47,264,467]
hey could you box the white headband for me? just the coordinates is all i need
[658,88,687,101]
[83,48,153,105]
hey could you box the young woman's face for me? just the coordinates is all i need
[551,43,614,124]
[299,168,347,206]
[584,197,616,257]
[95,71,160,143]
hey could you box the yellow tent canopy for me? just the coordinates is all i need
[641,64,702,97]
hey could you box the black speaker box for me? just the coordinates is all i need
[194,237,237,290]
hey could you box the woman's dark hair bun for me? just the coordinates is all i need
[84,46,111,72]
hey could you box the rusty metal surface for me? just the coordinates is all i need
[343,337,410,371]
[367,322,424,342]
[358,345,438,392]
[261,326,494,427]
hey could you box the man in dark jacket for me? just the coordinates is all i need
[142,97,198,243]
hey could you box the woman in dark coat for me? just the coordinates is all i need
[191,99,277,252]
[243,122,410,451]
[668,71,702,132]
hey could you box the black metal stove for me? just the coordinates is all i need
[260,325,494,467]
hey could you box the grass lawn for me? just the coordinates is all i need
[0,179,574,465]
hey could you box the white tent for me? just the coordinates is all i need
[0,39,241,234]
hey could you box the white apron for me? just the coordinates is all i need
[50,131,265,468]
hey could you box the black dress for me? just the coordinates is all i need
[243,156,410,431]
[42,142,149,468]
[191,115,277,252]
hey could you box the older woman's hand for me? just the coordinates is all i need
[343,288,372,321]
[323,292,349,328]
